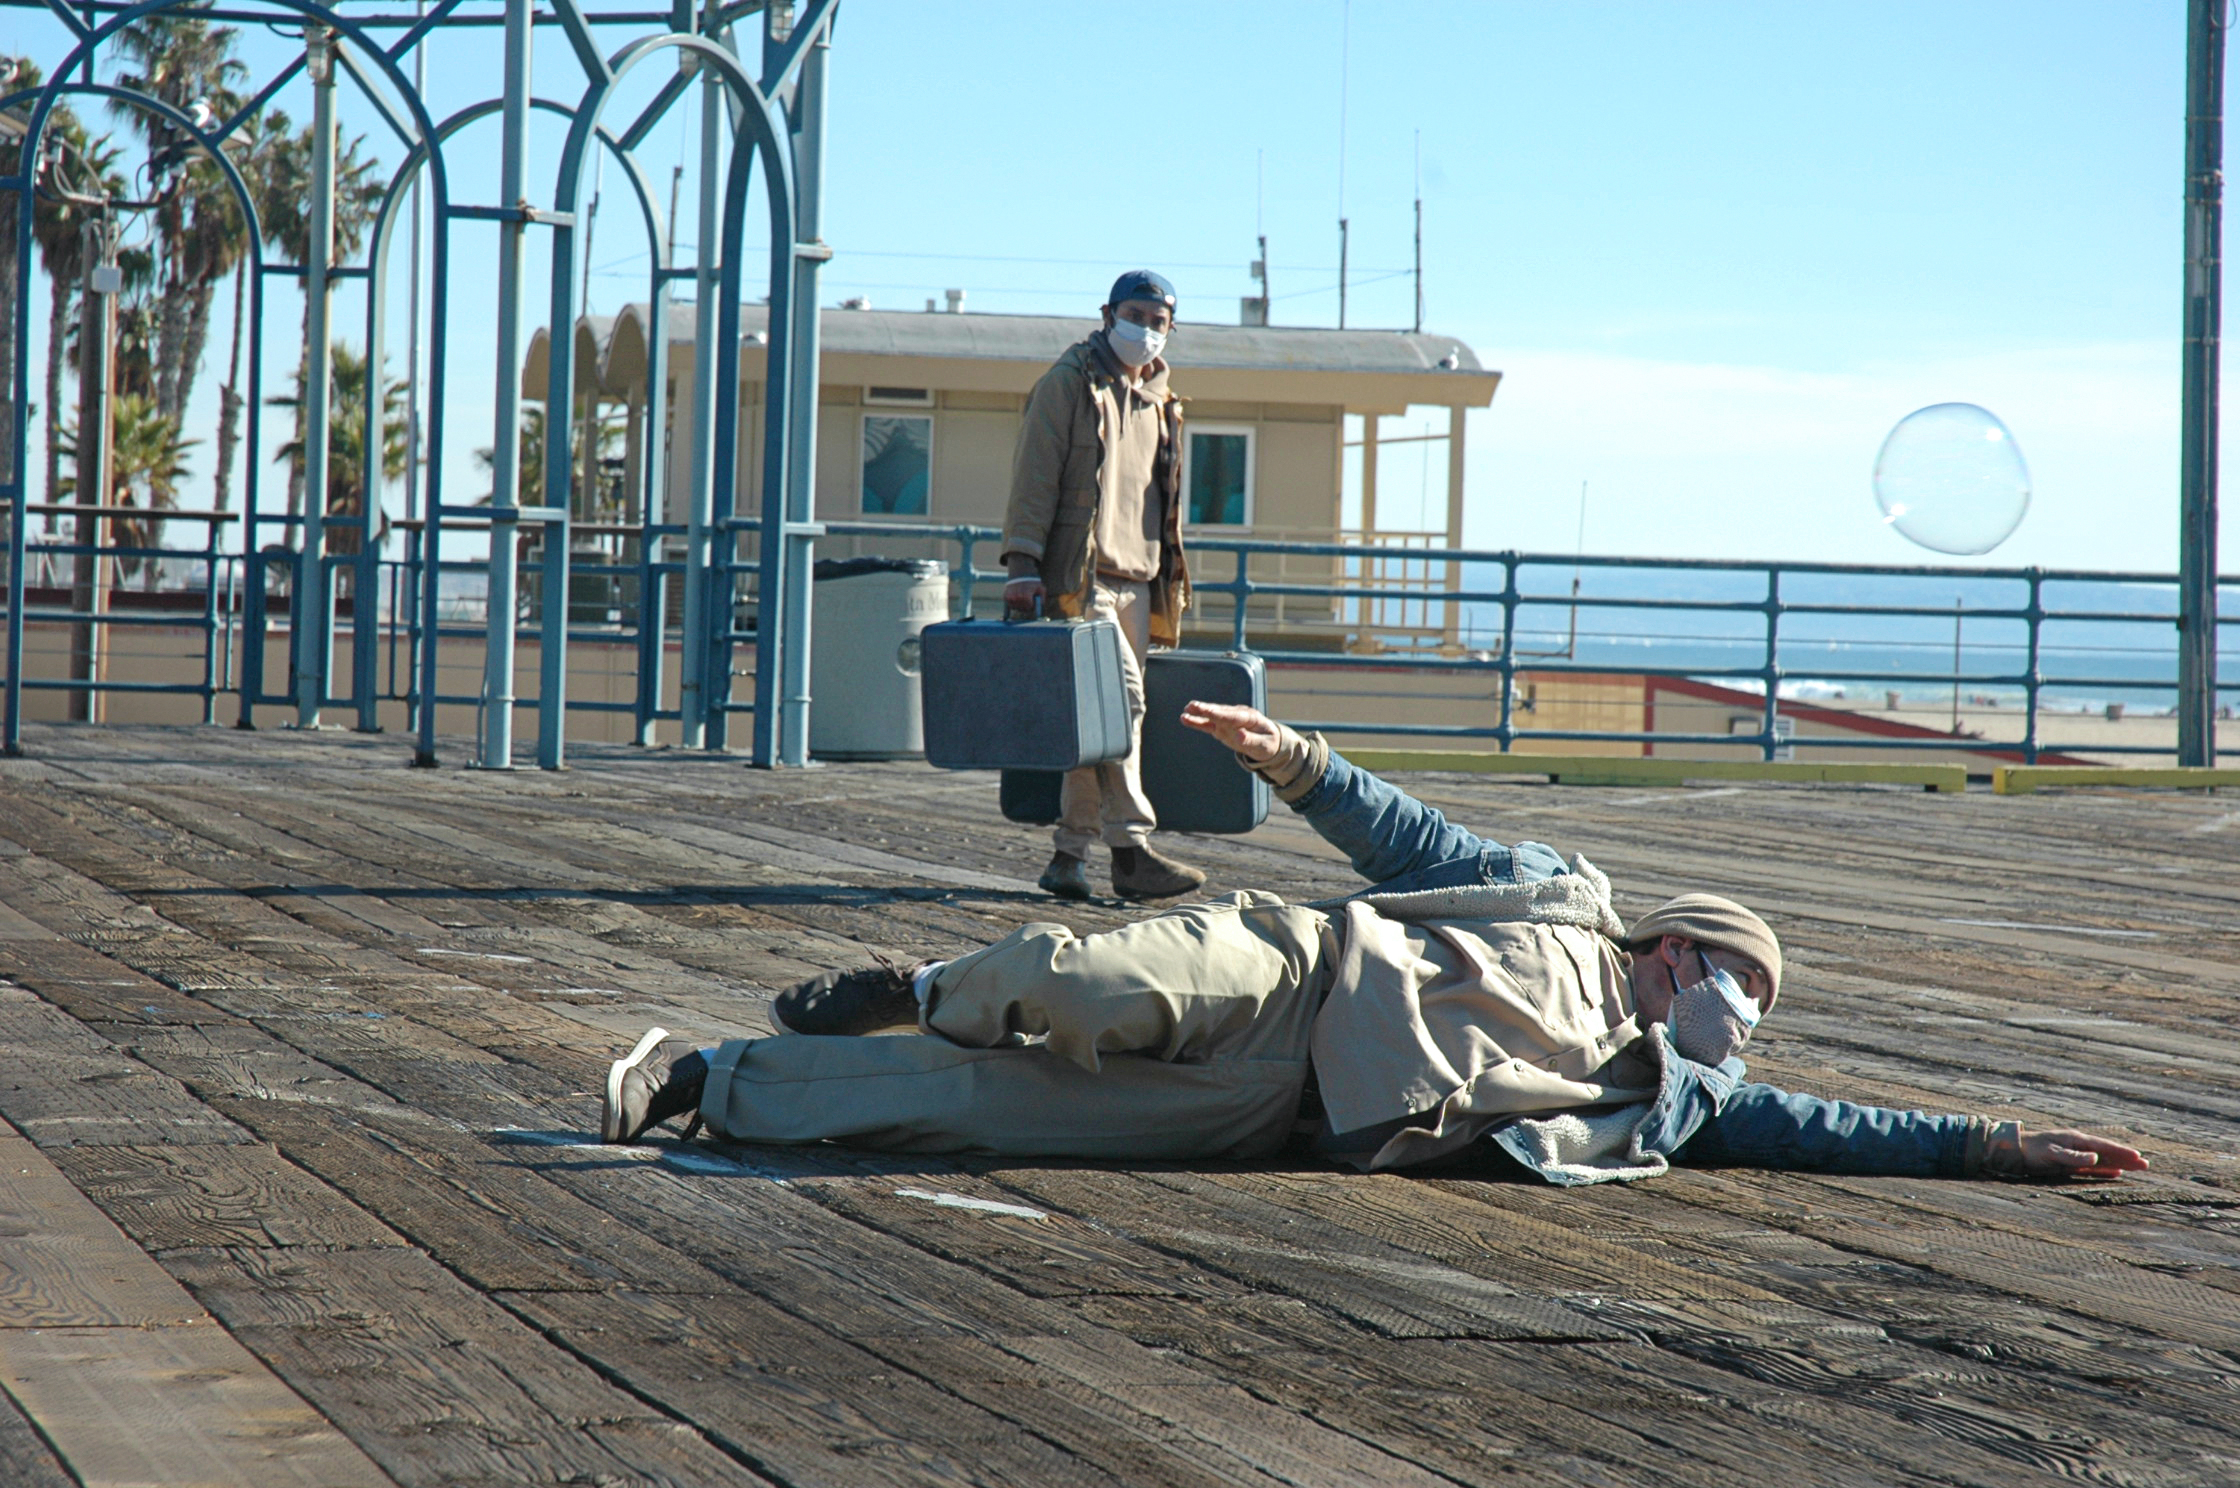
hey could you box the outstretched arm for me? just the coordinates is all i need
[1182,701,1502,885]
[1677,1083,2148,1180]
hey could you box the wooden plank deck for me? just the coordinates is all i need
[0,721,2234,1487]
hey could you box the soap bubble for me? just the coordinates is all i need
[1871,403,2031,555]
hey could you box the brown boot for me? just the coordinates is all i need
[1110,842,1205,901]
[1038,851,1092,901]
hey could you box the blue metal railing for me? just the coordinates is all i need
[5,511,2233,765]
[823,519,2239,765]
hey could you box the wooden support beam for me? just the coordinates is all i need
[1994,764,2240,795]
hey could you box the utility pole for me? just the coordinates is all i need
[69,216,119,723]
[2179,0,2225,766]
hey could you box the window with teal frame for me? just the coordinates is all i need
[1187,426,1253,525]
[862,414,932,515]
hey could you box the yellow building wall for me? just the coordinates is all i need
[929,400,1021,527]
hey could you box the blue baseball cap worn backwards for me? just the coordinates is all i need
[1107,269,1176,310]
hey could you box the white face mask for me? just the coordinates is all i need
[1107,317,1167,367]
[1666,952,1762,1066]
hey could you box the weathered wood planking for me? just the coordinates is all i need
[0,722,2236,1488]
[0,1131,396,1486]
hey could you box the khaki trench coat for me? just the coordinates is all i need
[1001,337,1192,645]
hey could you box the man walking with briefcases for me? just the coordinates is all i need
[1001,270,1206,902]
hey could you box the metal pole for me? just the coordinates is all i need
[480,0,533,767]
[1412,129,1423,335]
[678,64,722,748]
[295,28,337,728]
[2180,0,2224,766]
[777,18,829,766]
[401,0,426,725]
[1761,570,1781,762]
[1337,217,1348,330]
[1951,597,1963,734]
[405,2,425,544]
[70,217,115,724]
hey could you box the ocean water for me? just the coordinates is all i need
[1363,562,2236,712]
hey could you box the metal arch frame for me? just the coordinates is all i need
[5,0,836,767]
[541,23,794,770]
[736,2,834,768]
[363,92,673,763]
[2,0,457,758]
[538,1,837,770]
[0,78,277,753]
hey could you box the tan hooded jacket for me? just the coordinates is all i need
[1001,336,1192,645]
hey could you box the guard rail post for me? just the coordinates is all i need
[1496,554,1519,750]
[1760,567,1784,762]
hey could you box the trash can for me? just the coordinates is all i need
[809,556,949,759]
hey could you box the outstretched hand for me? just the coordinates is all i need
[1180,701,1284,765]
[2019,1128,2149,1180]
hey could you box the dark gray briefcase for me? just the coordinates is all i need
[919,617,1132,771]
[1141,648,1270,834]
[1000,649,1270,835]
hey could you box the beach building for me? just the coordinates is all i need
[521,303,2086,768]
[523,301,1497,560]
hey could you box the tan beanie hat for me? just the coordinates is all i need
[1625,894,1783,1010]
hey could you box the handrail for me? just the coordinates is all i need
[18,504,242,522]
[3,513,2231,764]
[821,518,2236,765]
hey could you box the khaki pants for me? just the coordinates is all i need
[1057,579,1156,857]
[698,892,1334,1159]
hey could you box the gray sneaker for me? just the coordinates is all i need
[1039,851,1093,901]
[601,1027,708,1143]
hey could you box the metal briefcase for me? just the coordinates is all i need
[1000,649,1270,835]
[919,617,1132,771]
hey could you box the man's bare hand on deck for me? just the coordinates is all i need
[2020,1129,2149,1180]
[1181,702,1284,765]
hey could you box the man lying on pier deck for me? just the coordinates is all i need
[599,704,2146,1186]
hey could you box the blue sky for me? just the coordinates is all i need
[8,1,2219,571]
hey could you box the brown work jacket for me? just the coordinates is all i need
[1000,335,1192,644]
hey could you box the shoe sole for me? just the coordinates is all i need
[602,1025,671,1142]
[1113,880,1206,901]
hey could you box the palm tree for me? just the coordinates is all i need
[268,341,405,559]
[30,116,122,525]
[56,391,198,584]
[112,12,247,423]
[211,109,285,514]
[1,55,41,500]
[475,405,547,507]
[238,110,384,518]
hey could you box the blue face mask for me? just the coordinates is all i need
[1107,316,1167,367]
[1667,950,1761,1066]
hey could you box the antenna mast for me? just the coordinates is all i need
[1248,149,1271,326]
[1337,0,1350,329]
[1412,129,1423,333]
